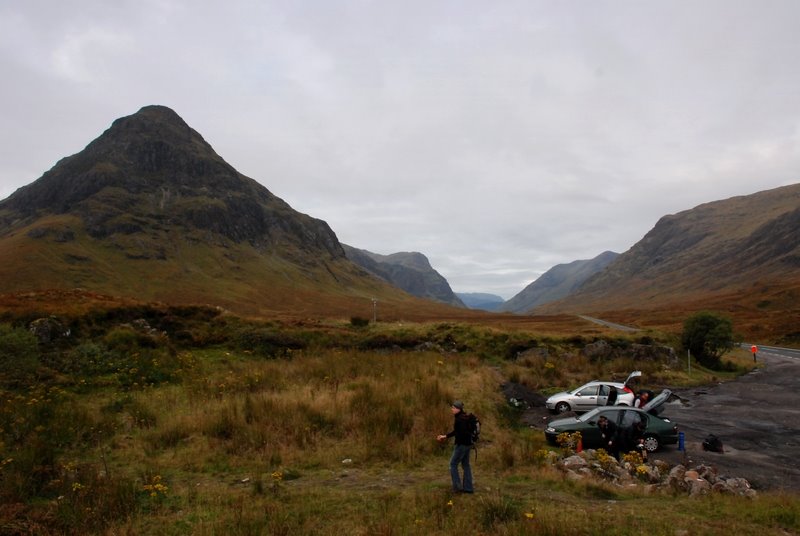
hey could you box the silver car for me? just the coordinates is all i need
[545,370,641,414]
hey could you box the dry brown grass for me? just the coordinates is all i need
[0,296,796,534]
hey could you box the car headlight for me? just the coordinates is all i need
[545,427,555,434]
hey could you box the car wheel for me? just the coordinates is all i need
[643,435,660,452]
[555,402,571,414]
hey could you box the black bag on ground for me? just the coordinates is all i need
[702,434,724,453]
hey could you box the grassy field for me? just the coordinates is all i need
[0,304,797,535]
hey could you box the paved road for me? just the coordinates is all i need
[657,344,800,491]
[578,315,640,332]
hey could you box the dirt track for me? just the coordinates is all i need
[518,346,800,491]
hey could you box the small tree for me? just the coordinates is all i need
[681,312,734,369]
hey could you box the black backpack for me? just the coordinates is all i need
[467,413,481,445]
[702,434,724,453]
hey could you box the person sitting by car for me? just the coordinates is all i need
[622,420,648,461]
[597,415,620,459]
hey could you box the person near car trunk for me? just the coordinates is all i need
[598,415,620,459]
[436,401,474,493]
[634,391,650,408]
[622,420,648,462]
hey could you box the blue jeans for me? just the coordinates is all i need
[449,444,473,492]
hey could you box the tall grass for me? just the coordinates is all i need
[0,316,794,535]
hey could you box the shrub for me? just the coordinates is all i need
[350,316,370,327]
[0,323,41,385]
[681,312,734,369]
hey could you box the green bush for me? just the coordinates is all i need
[350,316,370,327]
[0,323,41,385]
[681,311,734,369]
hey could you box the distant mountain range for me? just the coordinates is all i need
[342,245,465,307]
[499,251,619,313]
[456,293,505,311]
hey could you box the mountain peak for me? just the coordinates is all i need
[133,104,186,120]
[1,105,230,216]
[0,105,344,255]
[105,105,202,144]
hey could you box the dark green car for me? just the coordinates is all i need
[544,390,678,452]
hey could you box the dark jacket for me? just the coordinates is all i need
[621,421,646,453]
[446,411,474,446]
[599,420,618,449]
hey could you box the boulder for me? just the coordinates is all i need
[581,340,613,361]
[558,455,588,472]
[689,478,712,497]
[666,465,687,492]
[696,464,719,484]
[28,317,70,343]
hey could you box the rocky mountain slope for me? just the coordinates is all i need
[342,245,465,307]
[0,105,447,318]
[538,183,800,318]
[499,251,619,313]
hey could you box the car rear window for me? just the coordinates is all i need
[620,409,645,428]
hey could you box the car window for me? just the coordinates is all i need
[604,408,622,422]
[620,409,645,428]
[576,385,598,396]
[578,408,602,422]
[598,384,610,396]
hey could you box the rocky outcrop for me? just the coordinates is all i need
[29,317,70,343]
[580,340,677,364]
[554,449,757,498]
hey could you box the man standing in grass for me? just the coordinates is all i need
[437,401,474,494]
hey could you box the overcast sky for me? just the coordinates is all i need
[2,1,799,299]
